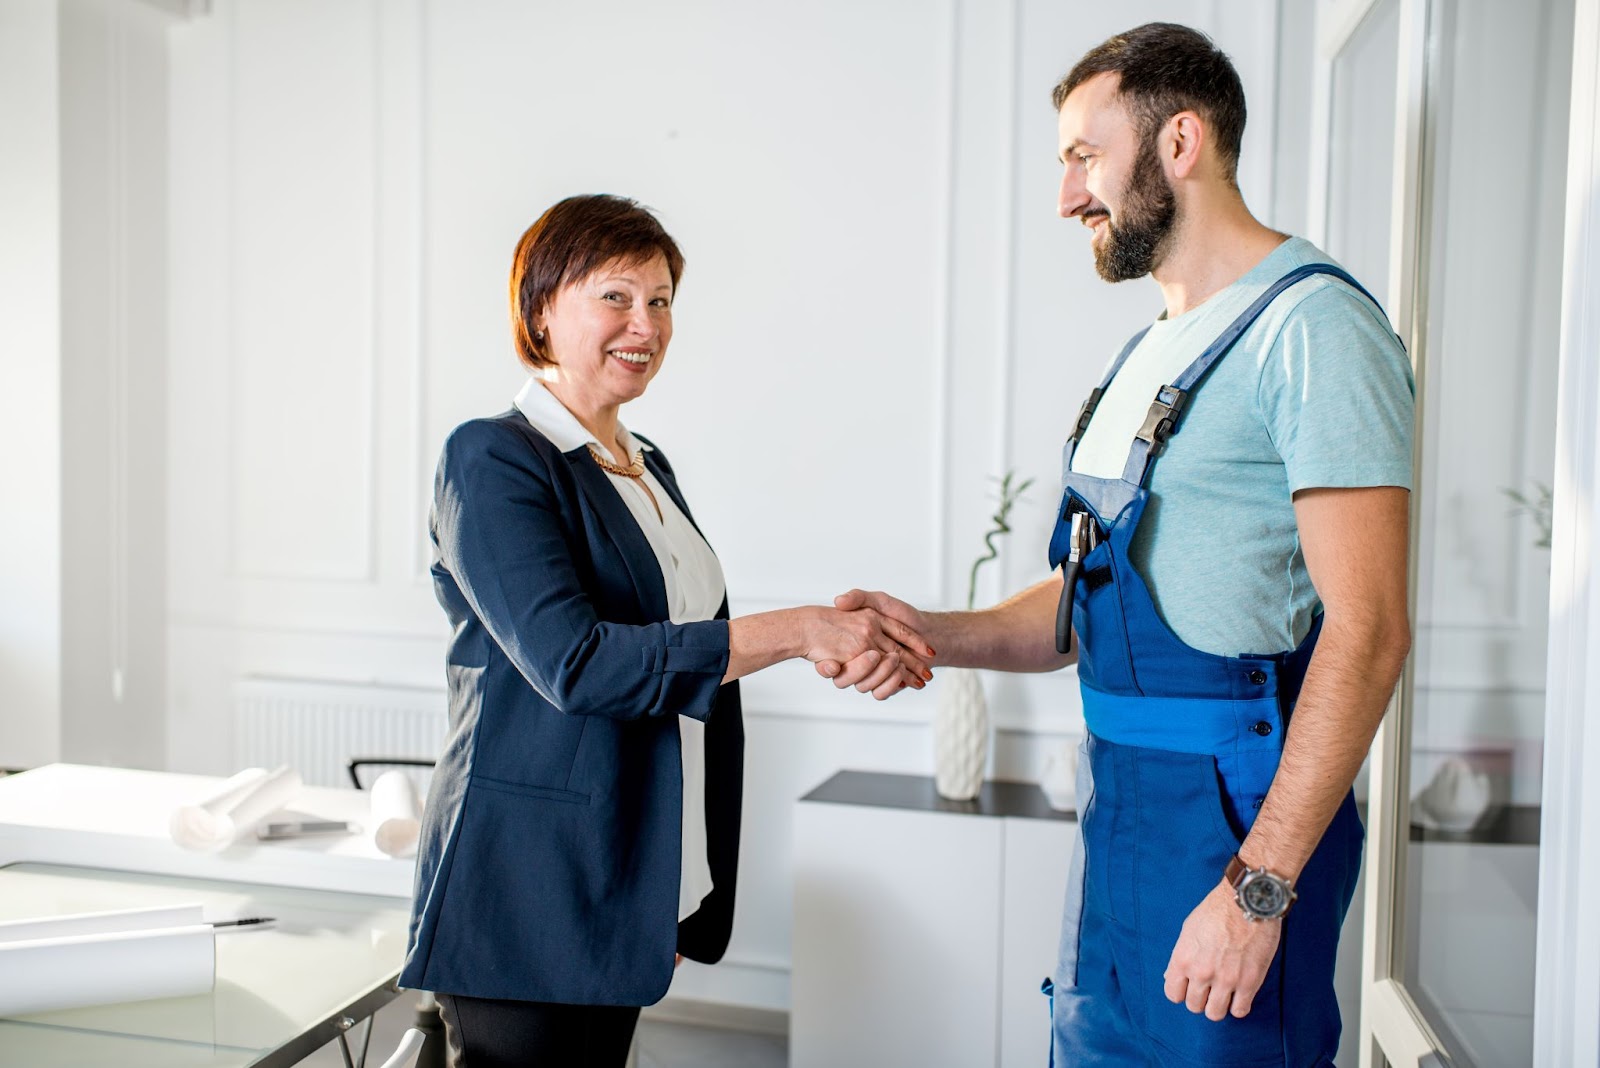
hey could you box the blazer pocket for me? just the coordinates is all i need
[471,775,591,805]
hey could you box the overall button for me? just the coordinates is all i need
[1251,721,1273,736]
[1248,669,1268,685]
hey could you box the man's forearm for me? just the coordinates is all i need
[926,573,1076,673]
[1238,612,1411,880]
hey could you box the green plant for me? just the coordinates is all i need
[967,471,1035,611]
[1502,482,1553,549]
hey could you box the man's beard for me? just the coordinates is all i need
[1092,135,1178,283]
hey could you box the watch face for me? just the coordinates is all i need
[1240,873,1288,917]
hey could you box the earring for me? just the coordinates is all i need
[534,330,545,341]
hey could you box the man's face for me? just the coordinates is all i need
[1056,72,1178,282]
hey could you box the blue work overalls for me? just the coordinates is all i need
[1042,265,1385,1067]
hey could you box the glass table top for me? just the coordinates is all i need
[0,862,410,1067]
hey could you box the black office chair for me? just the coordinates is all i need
[346,757,436,792]
[346,756,446,1068]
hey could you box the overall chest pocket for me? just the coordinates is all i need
[1073,540,1138,695]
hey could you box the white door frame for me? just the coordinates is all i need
[1312,0,1479,1063]
[1534,0,1600,1062]
[1343,2,1450,1064]
[1314,0,1600,1062]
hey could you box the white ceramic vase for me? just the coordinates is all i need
[933,667,989,800]
[1411,756,1497,831]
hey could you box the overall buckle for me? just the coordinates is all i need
[1134,385,1189,451]
[1071,388,1105,443]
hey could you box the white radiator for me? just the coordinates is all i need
[233,678,449,790]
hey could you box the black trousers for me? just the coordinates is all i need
[435,993,640,1068]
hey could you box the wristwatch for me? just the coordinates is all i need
[1225,854,1297,921]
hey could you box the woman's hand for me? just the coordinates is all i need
[801,604,933,699]
[723,604,932,690]
[815,590,937,699]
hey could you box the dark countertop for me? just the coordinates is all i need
[799,770,1541,845]
[800,770,1075,821]
[1409,803,1540,846]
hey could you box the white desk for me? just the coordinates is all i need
[0,764,415,897]
[0,764,418,1067]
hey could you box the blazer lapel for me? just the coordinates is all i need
[641,453,702,538]
[641,451,731,623]
[566,450,671,622]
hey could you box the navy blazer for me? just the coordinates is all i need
[399,411,744,1006]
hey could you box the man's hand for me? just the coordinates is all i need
[806,601,934,700]
[815,590,934,699]
[1162,881,1280,1021]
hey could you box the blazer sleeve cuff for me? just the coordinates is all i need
[641,619,731,676]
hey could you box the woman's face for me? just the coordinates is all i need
[536,252,674,412]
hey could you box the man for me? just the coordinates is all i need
[820,22,1414,1067]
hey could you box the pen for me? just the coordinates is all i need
[255,819,358,840]
[211,917,275,929]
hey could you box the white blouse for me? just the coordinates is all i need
[514,378,725,922]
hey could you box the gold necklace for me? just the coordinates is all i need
[586,443,645,479]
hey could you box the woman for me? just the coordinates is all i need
[399,194,932,1066]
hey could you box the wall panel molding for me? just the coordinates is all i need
[227,0,381,584]
[57,0,171,768]
[927,0,960,607]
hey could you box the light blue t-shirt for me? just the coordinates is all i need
[1068,236,1414,657]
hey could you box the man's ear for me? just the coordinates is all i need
[1165,110,1206,180]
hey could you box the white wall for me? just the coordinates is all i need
[0,0,64,769]
[0,0,172,772]
[157,0,1296,1011]
[58,0,172,771]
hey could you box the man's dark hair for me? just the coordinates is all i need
[1052,23,1247,186]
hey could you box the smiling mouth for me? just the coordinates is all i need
[609,350,653,364]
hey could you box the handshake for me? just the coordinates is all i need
[801,589,935,701]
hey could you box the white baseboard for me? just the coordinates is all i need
[642,995,788,1037]
[659,954,790,1016]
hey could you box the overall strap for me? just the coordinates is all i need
[1119,263,1387,486]
[1064,325,1153,468]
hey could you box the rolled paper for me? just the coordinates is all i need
[0,903,203,944]
[370,770,421,858]
[0,905,216,1016]
[169,765,303,852]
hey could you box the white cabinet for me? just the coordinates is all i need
[792,772,1074,1068]
[999,817,1074,1065]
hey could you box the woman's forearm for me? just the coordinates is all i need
[723,609,814,683]
[723,605,935,687]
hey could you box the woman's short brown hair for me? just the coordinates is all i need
[509,194,686,370]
